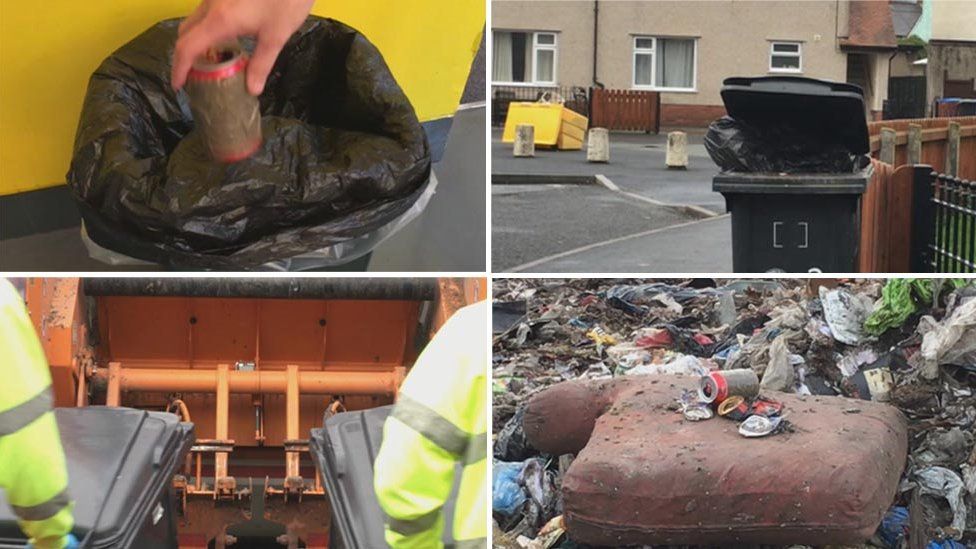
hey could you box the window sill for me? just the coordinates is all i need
[491,81,559,88]
[768,69,802,74]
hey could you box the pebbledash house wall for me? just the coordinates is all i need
[492,0,851,127]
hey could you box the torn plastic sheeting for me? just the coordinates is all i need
[493,460,528,518]
[916,296,976,379]
[68,18,431,269]
[820,286,876,346]
[604,283,715,316]
[914,466,966,538]
[519,458,560,529]
[759,333,794,392]
[495,406,537,462]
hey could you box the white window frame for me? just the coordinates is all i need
[491,30,559,86]
[631,36,698,93]
[769,41,803,73]
[532,32,558,85]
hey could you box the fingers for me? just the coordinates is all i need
[246,32,287,96]
[178,0,210,36]
[171,14,235,90]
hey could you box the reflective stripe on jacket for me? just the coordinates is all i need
[374,300,487,549]
[0,280,74,549]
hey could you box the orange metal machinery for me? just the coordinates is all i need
[25,277,485,549]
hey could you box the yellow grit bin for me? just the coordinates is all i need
[0,0,484,196]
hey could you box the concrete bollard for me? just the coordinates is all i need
[513,124,535,158]
[587,128,610,163]
[666,131,688,169]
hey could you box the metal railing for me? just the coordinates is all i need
[490,84,590,126]
[911,168,976,273]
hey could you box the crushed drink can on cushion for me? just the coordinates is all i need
[523,375,907,546]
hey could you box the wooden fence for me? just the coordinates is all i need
[859,116,976,272]
[867,116,976,179]
[590,89,661,133]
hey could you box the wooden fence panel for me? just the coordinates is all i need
[859,162,916,272]
[590,88,660,133]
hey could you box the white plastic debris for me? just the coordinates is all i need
[915,466,966,538]
[760,333,794,392]
[916,296,976,379]
[820,287,876,345]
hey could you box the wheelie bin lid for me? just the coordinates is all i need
[720,76,870,155]
[0,407,194,549]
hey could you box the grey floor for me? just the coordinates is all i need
[0,107,486,272]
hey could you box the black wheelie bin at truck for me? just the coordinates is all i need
[309,405,460,549]
[707,76,873,272]
[0,407,194,549]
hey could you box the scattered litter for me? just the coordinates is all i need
[492,278,976,544]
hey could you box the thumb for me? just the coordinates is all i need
[246,33,287,96]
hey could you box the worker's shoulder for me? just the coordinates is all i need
[447,300,488,330]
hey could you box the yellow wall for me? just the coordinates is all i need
[0,0,484,195]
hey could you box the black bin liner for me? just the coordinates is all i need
[68,17,431,269]
[0,407,194,549]
[704,76,870,174]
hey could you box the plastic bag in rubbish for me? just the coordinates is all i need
[915,296,976,379]
[820,286,876,346]
[914,466,966,538]
[68,18,431,269]
[492,460,527,518]
[519,458,560,529]
[877,506,909,549]
[704,115,859,173]
[759,333,794,392]
[494,406,537,462]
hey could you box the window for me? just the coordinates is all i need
[769,41,802,73]
[632,37,696,91]
[492,31,557,84]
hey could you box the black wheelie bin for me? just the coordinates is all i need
[309,405,460,549]
[0,407,194,549]
[707,76,873,272]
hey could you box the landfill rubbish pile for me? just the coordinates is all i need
[492,278,976,549]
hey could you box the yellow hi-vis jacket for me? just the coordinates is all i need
[0,280,74,549]
[374,300,487,549]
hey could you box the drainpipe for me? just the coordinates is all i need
[592,0,604,88]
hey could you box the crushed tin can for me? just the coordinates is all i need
[738,414,782,437]
[185,42,263,162]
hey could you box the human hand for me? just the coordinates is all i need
[171,0,315,96]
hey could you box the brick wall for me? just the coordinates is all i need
[660,104,726,128]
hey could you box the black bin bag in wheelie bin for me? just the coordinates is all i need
[67,17,432,270]
[706,76,873,273]
[309,406,460,549]
[0,408,194,549]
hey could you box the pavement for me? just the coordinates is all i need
[0,107,487,272]
[492,129,733,272]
